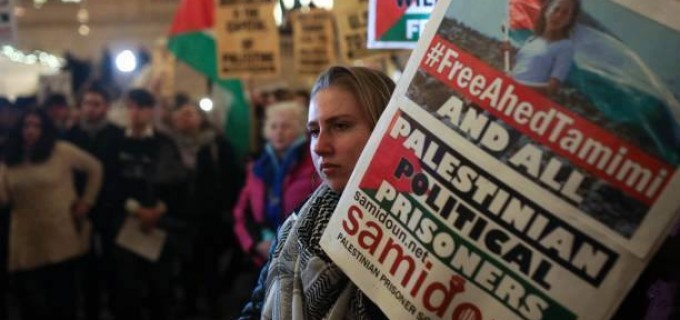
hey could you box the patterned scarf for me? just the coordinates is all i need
[172,129,216,169]
[261,185,385,320]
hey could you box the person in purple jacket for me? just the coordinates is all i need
[233,101,319,266]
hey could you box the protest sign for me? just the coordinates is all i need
[215,0,280,78]
[334,0,373,62]
[150,42,176,100]
[368,0,437,49]
[321,0,680,319]
[291,9,336,77]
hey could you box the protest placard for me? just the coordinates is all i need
[291,9,337,77]
[334,0,373,62]
[321,0,680,319]
[150,45,175,100]
[215,0,280,78]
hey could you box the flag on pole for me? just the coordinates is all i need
[168,0,251,160]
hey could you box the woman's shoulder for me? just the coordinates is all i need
[52,141,97,165]
[53,140,82,155]
[551,38,574,50]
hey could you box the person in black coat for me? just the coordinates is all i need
[111,89,189,320]
[169,94,245,317]
[66,84,124,320]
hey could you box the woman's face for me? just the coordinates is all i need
[308,87,372,192]
[545,0,575,33]
[265,109,301,155]
[23,114,42,147]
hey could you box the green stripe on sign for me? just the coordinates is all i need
[379,13,431,43]
[361,188,577,320]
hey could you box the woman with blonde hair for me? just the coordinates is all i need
[234,101,319,266]
[239,65,396,319]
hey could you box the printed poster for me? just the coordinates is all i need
[320,0,680,319]
[215,0,280,78]
[290,9,337,77]
[334,0,374,62]
[0,0,15,44]
[368,0,437,49]
[150,42,176,100]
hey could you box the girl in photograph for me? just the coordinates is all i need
[507,0,580,96]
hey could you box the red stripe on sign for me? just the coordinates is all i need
[169,0,214,35]
[360,111,422,193]
[375,0,411,40]
[419,35,674,206]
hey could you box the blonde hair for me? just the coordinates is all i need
[263,101,307,138]
[311,66,395,129]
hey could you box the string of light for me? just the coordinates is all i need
[29,0,89,36]
[0,45,64,70]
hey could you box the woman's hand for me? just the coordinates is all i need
[71,201,91,219]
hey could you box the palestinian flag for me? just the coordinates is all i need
[508,0,541,31]
[168,0,251,160]
[368,0,435,49]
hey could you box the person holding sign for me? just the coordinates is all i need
[238,66,395,320]
[505,0,580,96]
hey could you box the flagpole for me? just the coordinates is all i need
[504,0,511,73]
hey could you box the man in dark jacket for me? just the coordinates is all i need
[169,95,245,317]
[111,89,188,320]
[66,84,124,320]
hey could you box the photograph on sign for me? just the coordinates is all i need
[409,0,680,253]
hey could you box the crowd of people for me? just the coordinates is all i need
[0,77,320,320]
[0,63,678,320]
